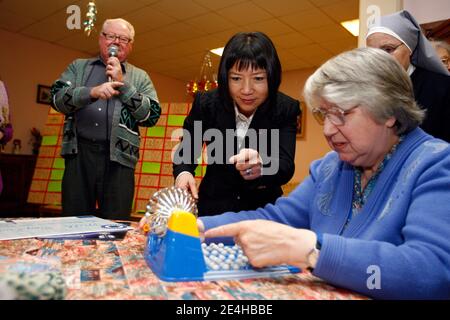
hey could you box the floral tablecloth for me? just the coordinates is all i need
[0,226,367,300]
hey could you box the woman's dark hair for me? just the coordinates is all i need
[217,32,282,107]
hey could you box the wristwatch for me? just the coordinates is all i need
[306,247,320,271]
[306,234,322,272]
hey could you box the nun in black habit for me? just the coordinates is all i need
[366,10,450,143]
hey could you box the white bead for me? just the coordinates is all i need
[210,264,220,271]
[220,263,230,270]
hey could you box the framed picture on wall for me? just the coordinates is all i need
[296,102,306,139]
[36,84,52,105]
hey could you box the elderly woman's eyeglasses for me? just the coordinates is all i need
[102,32,132,44]
[312,106,357,126]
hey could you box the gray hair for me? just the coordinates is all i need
[303,47,424,135]
[102,18,135,42]
[431,40,450,54]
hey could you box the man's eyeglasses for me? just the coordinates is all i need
[312,106,358,126]
[102,32,132,44]
[379,43,404,54]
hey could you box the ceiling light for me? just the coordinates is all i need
[210,47,224,56]
[340,19,359,37]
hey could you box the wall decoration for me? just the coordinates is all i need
[83,2,97,36]
[296,102,306,139]
[27,103,207,218]
[186,52,218,97]
[36,85,52,105]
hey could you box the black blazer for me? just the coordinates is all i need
[411,66,450,143]
[173,89,301,216]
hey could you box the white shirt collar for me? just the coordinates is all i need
[234,105,255,123]
[407,64,416,76]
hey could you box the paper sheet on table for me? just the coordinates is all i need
[0,216,133,240]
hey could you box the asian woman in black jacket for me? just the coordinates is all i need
[173,32,300,216]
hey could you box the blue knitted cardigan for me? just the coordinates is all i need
[201,128,450,299]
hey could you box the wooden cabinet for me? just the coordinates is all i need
[0,153,38,216]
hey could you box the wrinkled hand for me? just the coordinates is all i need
[205,220,317,269]
[90,81,124,100]
[175,173,199,199]
[106,57,124,82]
[229,148,262,180]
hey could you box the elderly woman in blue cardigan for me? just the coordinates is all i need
[199,48,450,299]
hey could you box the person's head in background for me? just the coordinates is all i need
[366,10,449,76]
[431,40,450,72]
[217,32,281,117]
[304,47,424,169]
[99,18,135,63]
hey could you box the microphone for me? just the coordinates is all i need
[108,45,118,58]
[107,45,118,82]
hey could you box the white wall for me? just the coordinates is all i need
[404,0,450,23]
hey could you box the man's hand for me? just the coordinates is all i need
[90,81,124,100]
[205,220,317,269]
[106,57,124,82]
[229,148,262,180]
